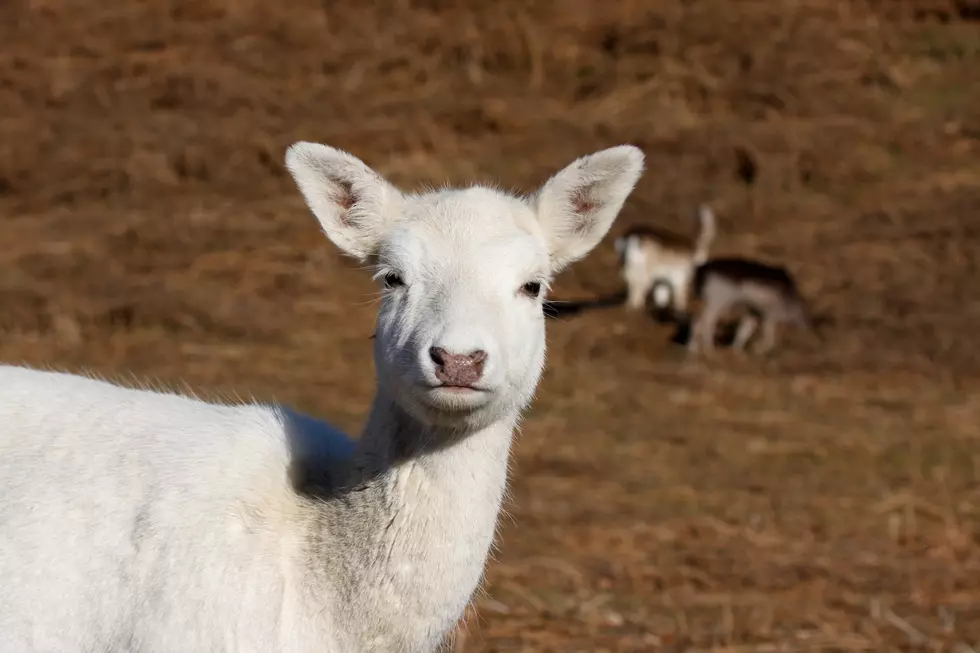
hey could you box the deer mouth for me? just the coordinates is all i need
[426,383,489,393]
[418,383,495,413]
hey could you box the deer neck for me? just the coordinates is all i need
[315,389,515,650]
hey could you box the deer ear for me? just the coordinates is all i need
[531,145,645,272]
[285,142,404,261]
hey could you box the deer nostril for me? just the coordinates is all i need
[468,350,487,381]
[429,347,448,368]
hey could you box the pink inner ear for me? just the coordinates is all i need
[333,180,356,216]
[573,198,596,214]
[570,183,598,215]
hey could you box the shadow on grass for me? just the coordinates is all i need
[543,290,628,319]
[544,290,746,349]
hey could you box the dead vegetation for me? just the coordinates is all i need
[2,0,980,650]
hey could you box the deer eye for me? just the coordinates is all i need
[520,280,543,299]
[382,272,405,290]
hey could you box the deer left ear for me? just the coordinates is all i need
[285,142,404,262]
[531,145,645,273]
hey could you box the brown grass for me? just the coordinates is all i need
[3,0,980,650]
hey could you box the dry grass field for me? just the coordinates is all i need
[2,0,980,650]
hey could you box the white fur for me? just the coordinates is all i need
[0,142,644,652]
[651,282,672,308]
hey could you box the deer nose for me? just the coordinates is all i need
[428,347,488,387]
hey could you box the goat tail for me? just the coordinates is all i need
[693,203,716,265]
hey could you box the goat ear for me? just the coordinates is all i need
[285,142,403,261]
[531,145,645,273]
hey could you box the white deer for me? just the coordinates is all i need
[0,141,644,652]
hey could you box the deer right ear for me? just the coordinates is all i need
[285,142,403,261]
[532,145,645,273]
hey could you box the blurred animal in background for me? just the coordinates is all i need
[551,203,827,357]
[648,278,677,323]
[615,203,717,319]
[687,256,827,356]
